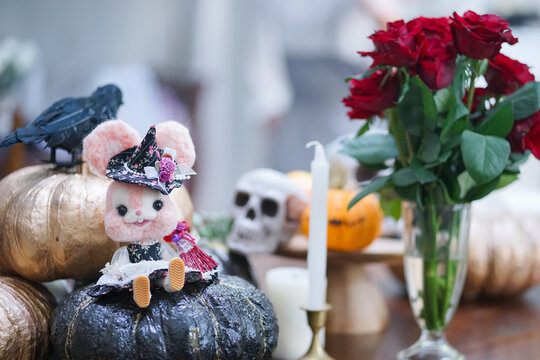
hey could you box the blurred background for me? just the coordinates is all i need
[1,0,540,211]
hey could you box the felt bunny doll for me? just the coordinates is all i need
[83,120,197,308]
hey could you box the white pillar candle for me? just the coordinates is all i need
[266,267,312,360]
[306,141,329,310]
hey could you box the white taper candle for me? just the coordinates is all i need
[306,141,329,310]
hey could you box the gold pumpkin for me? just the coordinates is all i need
[0,164,194,282]
[462,210,540,301]
[300,189,383,251]
[0,273,56,360]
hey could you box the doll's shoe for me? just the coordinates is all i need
[168,258,185,291]
[133,275,151,308]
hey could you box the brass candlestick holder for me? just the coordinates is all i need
[299,304,335,360]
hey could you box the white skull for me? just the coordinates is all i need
[227,168,308,254]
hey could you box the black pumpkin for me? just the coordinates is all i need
[50,275,278,360]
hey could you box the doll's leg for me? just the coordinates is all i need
[163,258,185,292]
[133,275,151,308]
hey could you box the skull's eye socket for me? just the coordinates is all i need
[235,192,250,207]
[117,205,128,216]
[153,200,163,211]
[261,198,278,217]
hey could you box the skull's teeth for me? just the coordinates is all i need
[236,227,253,240]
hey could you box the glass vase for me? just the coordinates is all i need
[397,202,471,360]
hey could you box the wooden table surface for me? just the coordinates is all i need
[325,265,540,360]
[249,255,540,360]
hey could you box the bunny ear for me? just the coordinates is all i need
[156,121,196,167]
[83,120,141,176]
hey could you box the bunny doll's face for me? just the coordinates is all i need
[104,182,178,242]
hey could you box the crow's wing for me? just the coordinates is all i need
[19,127,50,143]
[30,97,77,127]
[33,99,98,133]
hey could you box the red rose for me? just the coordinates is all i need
[343,69,400,119]
[450,11,518,59]
[360,20,424,67]
[507,111,540,154]
[408,17,452,43]
[486,53,535,95]
[523,118,540,159]
[409,17,456,90]
[415,49,455,90]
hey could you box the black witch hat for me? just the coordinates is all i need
[105,126,195,195]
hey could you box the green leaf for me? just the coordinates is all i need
[379,188,402,220]
[348,175,390,210]
[505,151,530,173]
[392,168,417,186]
[441,117,471,144]
[425,151,452,169]
[452,56,470,98]
[457,171,476,199]
[356,122,370,137]
[461,130,511,184]
[438,56,470,125]
[498,81,540,120]
[410,160,438,184]
[465,177,499,201]
[434,88,452,113]
[440,168,462,203]
[420,84,438,130]
[392,159,437,187]
[476,102,514,137]
[398,69,411,103]
[345,68,379,82]
[417,133,441,163]
[497,173,518,189]
[459,171,517,201]
[394,183,420,203]
[435,179,455,205]
[478,59,489,76]
[446,100,469,124]
[397,76,437,136]
[441,134,462,153]
[437,83,469,136]
[340,134,399,165]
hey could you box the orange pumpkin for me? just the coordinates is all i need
[300,189,383,251]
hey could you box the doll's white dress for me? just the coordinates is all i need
[88,239,179,297]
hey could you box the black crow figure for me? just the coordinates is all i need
[0,84,122,166]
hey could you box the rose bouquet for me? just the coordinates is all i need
[341,11,540,359]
